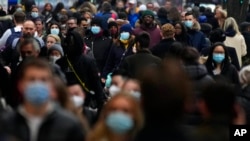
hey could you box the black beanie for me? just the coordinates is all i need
[91,17,102,28]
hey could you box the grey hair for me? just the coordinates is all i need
[18,38,41,53]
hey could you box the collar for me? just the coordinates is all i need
[137,49,151,54]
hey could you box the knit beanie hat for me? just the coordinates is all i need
[108,21,118,29]
[120,24,133,33]
[91,17,102,28]
[142,10,154,19]
[48,43,64,56]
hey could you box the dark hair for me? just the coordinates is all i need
[118,12,127,20]
[68,17,77,24]
[140,58,191,124]
[17,58,52,81]
[167,42,184,59]
[173,22,189,44]
[201,82,236,119]
[14,11,26,23]
[34,18,44,24]
[209,28,226,43]
[135,32,150,49]
[182,47,200,65]
[43,3,53,11]
[157,7,168,18]
[185,12,194,17]
[102,2,112,12]
[111,69,129,78]
[205,42,230,73]
[53,2,64,14]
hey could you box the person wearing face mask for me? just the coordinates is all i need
[205,42,240,86]
[48,43,64,64]
[84,17,112,73]
[108,70,129,97]
[67,82,98,127]
[39,34,61,57]
[1,59,85,141]
[133,10,161,48]
[29,5,44,21]
[120,32,161,79]
[87,93,143,141]
[184,12,207,52]
[122,79,141,100]
[101,24,134,83]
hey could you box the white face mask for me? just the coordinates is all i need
[130,91,141,100]
[49,56,61,63]
[109,85,121,97]
[71,95,84,108]
[87,19,91,24]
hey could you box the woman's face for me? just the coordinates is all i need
[215,10,222,19]
[45,4,52,11]
[213,45,225,54]
[51,24,59,29]
[108,97,134,118]
[123,80,140,92]
[32,7,39,13]
[46,37,56,48]
[175,23,182,35]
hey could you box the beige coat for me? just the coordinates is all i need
[224,34,247,67]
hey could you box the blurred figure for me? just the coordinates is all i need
[115,0,126,13]
[108,70,129,97]
[134,58,192,141]
[120,32,161,78]
[192,83,244,141]
[34,19,45,39]
[238,65,250,124]
[67,17,78,30]
[126,0,139,27]
[122,79,141,100]
[57,30,105,110]
[41,3,53,24]
[133,10,161,48]
[151,23,176,59]
[223,17,247,67]
[240,22,250,66]
[173,22,189,45]
[108,21,119,42]
[205,42,239,86]
[84,17,112,72]
[165,0,172,12]
[40,34,61,57]
[28,5,44,21]
[102,24,134,81]
[68,82,97,127]
[184,12,207,52]
[1,59,85,141]
[156,7,170,26]
[214,8,227,29]
[48,43,64,64]
[168,7,181,23]
[87,93,143,141]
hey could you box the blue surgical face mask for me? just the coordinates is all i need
[105,73,112,88]
[91,26,101,34]
[24,82,50,106]
[120,32,130,40]
[50,28,60,35]
[106,111,134,134]
[213,53,225,63]
[184,20,193,28]
[31,12,39,18]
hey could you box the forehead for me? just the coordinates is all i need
[32,7,39,11]
[47,36,56,41]
[214,45,225,52]
[185,15,194,19]
[22,66,52,79]
[24,21,35,28]
[20,43,34,50]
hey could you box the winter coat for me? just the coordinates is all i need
[187,22,208,52]
[133,24,162,49]
[56,55,105,109]
[0,106,85,141]
[242,31,250,58]
[201,46,240,70]
[101,43,134,78]
[84,32,112,72]
[120,50,161,78]
[151,38,176,59]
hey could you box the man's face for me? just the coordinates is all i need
[143,15,154,26]
[80,20,88,29]
[35,21,43,31]
[147,4,154,11]
[18,67,52,96]
[67,19,77,29]
[185,14,195,23]
[165,1,172,11]
[112,75,125,88]
[23,21,36,38]
[20,43,39,59]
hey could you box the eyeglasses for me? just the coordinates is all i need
[144,15,153,19]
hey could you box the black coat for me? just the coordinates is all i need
[84,33,112,72]
[242,31,250,58]
[120,50,161,78]
[56,55,104,109]
[1,107,85,141]
[101,43,134,78]
[201,46,240,70]
[151,38,176,59]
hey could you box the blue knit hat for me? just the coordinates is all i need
[120,24,133,33]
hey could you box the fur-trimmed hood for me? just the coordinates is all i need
[192,21,201,31]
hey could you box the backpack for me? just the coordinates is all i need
[5,28,22,49]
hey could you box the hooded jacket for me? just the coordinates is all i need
[187,22,208,52]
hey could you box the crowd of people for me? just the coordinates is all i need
[0,0,250,141]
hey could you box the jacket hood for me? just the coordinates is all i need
[183,64,209,80]
[191,21,201,31]
[242,85,250,99]
[225,27,236,37]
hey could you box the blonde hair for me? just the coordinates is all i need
[223,17,240,35]
[47,34,61,44]
[217,8,227,19]
[87,93,143,141]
